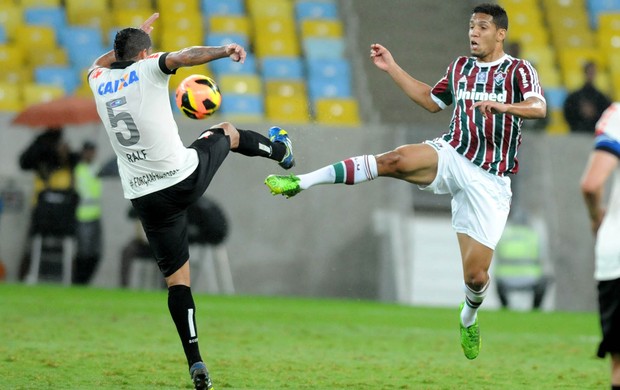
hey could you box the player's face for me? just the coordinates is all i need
[469,13,505,61]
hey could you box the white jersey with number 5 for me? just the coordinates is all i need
[88,52,198,199]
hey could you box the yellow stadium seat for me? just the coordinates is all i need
[562,67,612,95]
[156,0,200,15]
[26,47,68,68]
[0,6,23,41]
[0,68,32,84]
[22,83,64,107]
[301,20,343,39]
[599,13,620,32]
[315,98,361,126]
[111,0,152,10]
[15,25,56,51]
[535,63,562,88]
[0,83,22,112]
[612,72,620,100]
[265,80,307,98]
[219,74,262,95]
[558,48,605,86]
[545,109,569,135]
[253,17,296,36]
[265,95,310,123]
[72,9,112,35]
[21,0,62,6]
[247,0,293,19]
[0,44,24,71]
[254,34,300,57]
[521,45,556,69]
[65,0,108,25]
[169,65,212,93]
[159,31,203,52]
[161,13,203,34]
[509,25,550,48]
[209,15,251,36]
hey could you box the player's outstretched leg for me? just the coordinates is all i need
[189,361,213,390]
[268,126,295,169]
[265,155,378,197]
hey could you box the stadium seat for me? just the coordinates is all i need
[15,25,57,51]
[159,32,203,52]
[0,83,22,112]
[58,26,104,50]
[247,0,294,19]
[24,7,67,31]
[295,0,339,21]
[161,13,203,35]
[22,83,64,107]
[307,58,351,81]
[65,0,108,25]
[0,26,5,44]
[543,87,568,110]
[255,34,300,57]
[303,38,345,58]
[265,80,307,98]
[20,0,62,6]
[201,0,245,16]
[218,94,264,121]
[265,95,310,123]
[301,19,343,39]
[587,0,620,28]
[35,66,80,95]
[209,54,256,76]
[209,15,251,36]
[111,0,153,10]
[219,74,262,95]
[545,108,569,134]
[156,0,200,15]
[261,57,304,80]
[111,9,159,46]
[0,44,24,71]
[314,98,361,126]
[0,6,23,42]
[308,77,352,101]
[253,17,297,36]
[1,68,33,84]
[205,32,250,50]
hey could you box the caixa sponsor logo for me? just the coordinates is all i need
[97,70,139,95]
[456,88,507,103]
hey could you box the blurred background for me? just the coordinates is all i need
[0,0,611,312]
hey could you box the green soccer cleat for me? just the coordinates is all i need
[265,174,302,198]
[459,302,481,360]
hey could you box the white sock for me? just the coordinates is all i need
[298,155,378,189]
[460,281,489,327]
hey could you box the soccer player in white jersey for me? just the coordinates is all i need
[581,103,620,390]
[265,3,546,359]
[88,14,294,390]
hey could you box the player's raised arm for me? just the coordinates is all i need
[165,44,246,70]
[370,43,441,113]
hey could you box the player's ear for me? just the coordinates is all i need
[497,28,506,42]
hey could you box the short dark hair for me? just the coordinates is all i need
[473,3,508,31]
[114,28,151,61]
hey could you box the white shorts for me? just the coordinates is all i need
[419,138,512,249]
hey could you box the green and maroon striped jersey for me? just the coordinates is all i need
[431,54,545,175]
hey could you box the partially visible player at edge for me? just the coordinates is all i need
[87,13,295,390]
[265,3,546,360]
[580,103,620,390]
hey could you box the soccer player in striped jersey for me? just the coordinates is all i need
[580,103,620,390]
[265,3,546,360]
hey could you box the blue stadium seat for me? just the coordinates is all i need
[35,66,80,95]
[209,53,257,75]
[544,87,568,110]
[219,93,264,117]
[306,58,350,81]
[295,0,338,21]
[201,0,245,16]
[204,32,249,49]
[261,56,304,80]
[302,37,345,58]
[58,26,106,70]
[308,76,352,101]
[0,26,5,44]
[24,7,67,31]
[587,0,620,27]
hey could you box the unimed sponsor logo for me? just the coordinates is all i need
[456,88,507,103]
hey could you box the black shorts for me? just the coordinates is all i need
[130,129,230,277]
[597,277,620,358]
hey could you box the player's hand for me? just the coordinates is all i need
[370,43,395,72]
[225,43,246,63]
[139,13,159,35]
[472,101,508,118]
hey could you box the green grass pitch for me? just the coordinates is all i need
[0,283,606,389]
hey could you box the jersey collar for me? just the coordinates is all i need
[475,54,508,68]
[111,61,135,69]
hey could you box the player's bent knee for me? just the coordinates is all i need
[376,151,402,175]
